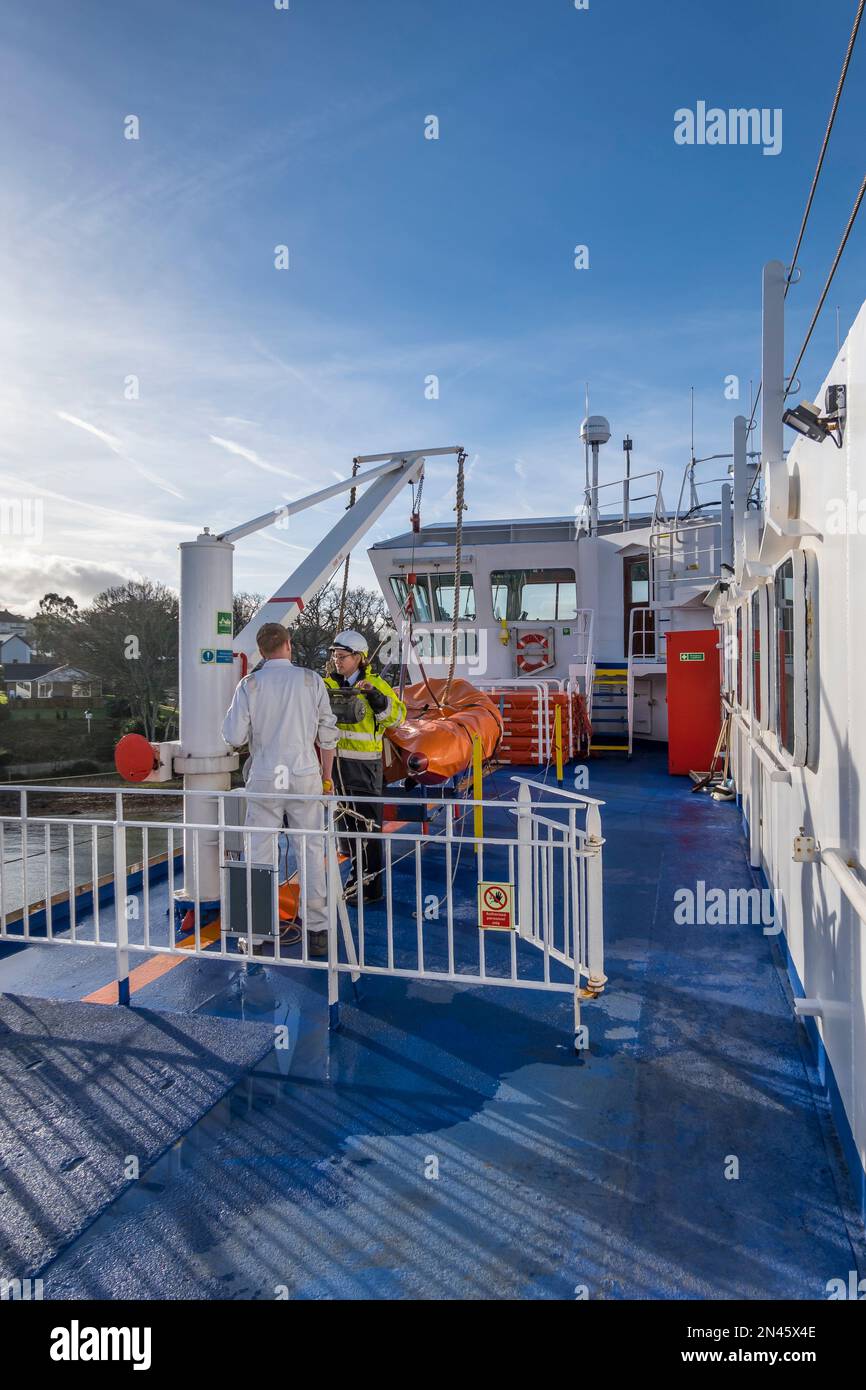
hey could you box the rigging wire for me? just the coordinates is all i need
[744,0,864,436]
[786,171,866,397]
[785,0,865,300]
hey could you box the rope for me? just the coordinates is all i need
[398,468,425,701]
[442,449,467,705]
[336,460,360,633]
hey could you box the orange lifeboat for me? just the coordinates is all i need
[384,677,504,785]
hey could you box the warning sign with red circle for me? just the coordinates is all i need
[478,880,515,930]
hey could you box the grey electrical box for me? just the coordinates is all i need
[224,861,278,941]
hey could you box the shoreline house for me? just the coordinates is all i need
[1,661,101,706]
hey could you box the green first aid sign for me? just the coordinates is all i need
[679,651,706,662]
[217,611,233,636]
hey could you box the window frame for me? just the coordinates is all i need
[768,549,817,767]
[490,567,578,623]
[389,570,476,624]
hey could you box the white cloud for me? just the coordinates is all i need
[0,551,148,614]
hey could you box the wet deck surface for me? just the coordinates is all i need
[1,749,864,1298]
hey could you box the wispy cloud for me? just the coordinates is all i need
[208,435,303,481]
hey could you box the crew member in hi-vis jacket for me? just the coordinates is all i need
[324,630,406,904]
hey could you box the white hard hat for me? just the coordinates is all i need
[331,629,368,655]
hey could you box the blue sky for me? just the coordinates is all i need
[1,0,864,612]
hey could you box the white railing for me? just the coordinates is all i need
[0,781,606,1051]
[577,469,667,536]
[476,680,551,763]
[649,517,726,607]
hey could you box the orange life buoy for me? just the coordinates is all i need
[516,630,552,673]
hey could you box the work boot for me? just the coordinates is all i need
[307,930,328,959]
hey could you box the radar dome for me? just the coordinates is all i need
[580,415,612,445]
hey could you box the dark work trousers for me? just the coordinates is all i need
[334,755,384,890]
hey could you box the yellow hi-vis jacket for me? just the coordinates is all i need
[324,671,406,760]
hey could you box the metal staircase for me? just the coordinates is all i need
[589,663,629,753]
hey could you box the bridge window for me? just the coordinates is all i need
[774,558,795,754]
[389,572,475,623]
[491,568,577,621]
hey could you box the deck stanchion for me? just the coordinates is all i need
[113,792,130,1005]
[585,801,606,994]
[517,782,533,940]
[326,803,341,1030]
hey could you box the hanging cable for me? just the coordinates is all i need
[442,449,467,706]
[786,171,866,394]
[744,0,864,434]
[786,0,865,296]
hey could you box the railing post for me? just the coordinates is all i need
[517,782,533,940]
[584,802,606,993]
[326,803,341,1030]
[113,791,130,1005]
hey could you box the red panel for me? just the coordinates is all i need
[666,630,722,776]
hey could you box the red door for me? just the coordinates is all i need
[666,630,722,776]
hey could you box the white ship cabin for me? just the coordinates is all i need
[368,445,732,752]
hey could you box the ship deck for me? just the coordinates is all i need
[1,747,864,1300]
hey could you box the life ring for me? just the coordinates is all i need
[516,630,552,673]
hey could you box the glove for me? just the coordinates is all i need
[358,683,388,714]
[322,778,334,794]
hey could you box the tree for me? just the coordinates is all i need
[31,593,78,657]
[233,592,265,636]
[289,582,392,671]
[41,580,178,739]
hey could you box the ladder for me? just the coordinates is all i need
[589,663,629,754]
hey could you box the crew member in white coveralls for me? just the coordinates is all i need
[221,622,338,958]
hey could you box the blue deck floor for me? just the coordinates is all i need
[1,747,864,1299]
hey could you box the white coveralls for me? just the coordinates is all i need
[221,661,338,932]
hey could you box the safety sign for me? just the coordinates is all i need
[217,610,233,636]
[477,881,515,930]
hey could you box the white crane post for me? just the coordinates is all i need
[761,260,788,534]
[732,414,748,583]
[175,532,239,909]
[720,483,733,574]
